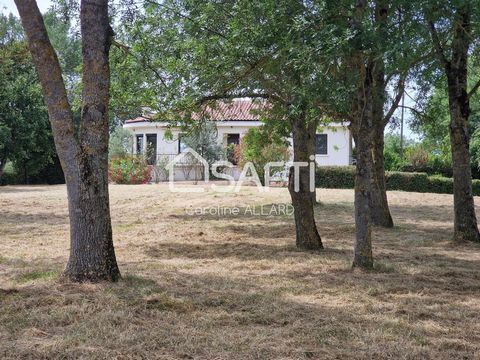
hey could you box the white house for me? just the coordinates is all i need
[123,99,353,180]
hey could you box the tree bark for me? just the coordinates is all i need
[288,116,322,250]
[15,0,121,281]
[367,0,394,228]
[429,6,480,243]
[350,64,374,269]
[370,125,394,227]
[353,132,374,269]
[448,91,479,242]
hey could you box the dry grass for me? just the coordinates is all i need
[1,183,480,359]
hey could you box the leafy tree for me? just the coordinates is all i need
[182,122,224,165]
[419,0,480,242]
[15,0,120,281]
[237,127,290,185]
[384,134,409,171]
[0,14,56,182]
[109,127,133,159]
[414,73,480,176]
[110,0,357,250]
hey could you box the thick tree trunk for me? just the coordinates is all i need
[64,175,118,281]
[447,78,480,242]
[288,116,322,250]
[15,0,120,281]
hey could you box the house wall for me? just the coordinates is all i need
[123,121,352,173]
[314,125,352,166]
[123,121,263,156]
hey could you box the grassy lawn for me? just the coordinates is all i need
[1,184,480,359]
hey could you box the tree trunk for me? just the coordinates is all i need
[15,0,121,281]
[64,175,118,281]
[367,0,394,228]
[429,6,480,242]
[370,127,394,227]
[353,131,374,269]
[350,57,375,269]
[447,75,480,242]
[288,116,322,250]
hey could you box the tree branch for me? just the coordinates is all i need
[428,20,450,68]
[112,40,169,89]
[468,78,480,99]
[144,0,229,40]
[14,0,78,167]
[383,72,406,125]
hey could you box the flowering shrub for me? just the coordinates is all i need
[108,156,152,184]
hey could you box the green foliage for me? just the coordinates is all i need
[182,122,224,165]
[315,166,356,189]
[405,144,429,168]
[109,127,133,159]
[109,156,152,184]
[0,14,57,183]
[383,134,408,171]
[237,127,290,183]
[315,166,479,195]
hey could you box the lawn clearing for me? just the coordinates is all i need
[1,184,480,359]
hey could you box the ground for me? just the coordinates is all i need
[0,184,480,359]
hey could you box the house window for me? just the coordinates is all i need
[315,134,328,155]
[226,133,240,146]
[178,133,188,153]
[136,134,144,154]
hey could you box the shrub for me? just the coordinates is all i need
[405,145,429,168]
[315,166,480,195]
[109,127,133,159]
[315,166,356,188]
[152,155,170,183]
[386,172,430,192]
[109,156,152,184]
[237,127,290,184]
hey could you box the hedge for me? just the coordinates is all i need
[315,166,480,196]
[0,157,65,186]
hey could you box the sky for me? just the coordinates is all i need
[0,0,418,141]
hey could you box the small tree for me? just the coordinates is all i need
[109,127,133,159]
[237,127,290,185]
[182,121,224,179]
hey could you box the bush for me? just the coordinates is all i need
[237,127,290,184]
[109,127,133,159]
[315,166,356,188]
[386,172,430,192]
[315,166,480,195]
[0,157,65,185]
[109,156,152,184]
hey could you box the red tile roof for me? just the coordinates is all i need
[125,99,266,124]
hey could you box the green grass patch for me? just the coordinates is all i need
[16,270,59,283]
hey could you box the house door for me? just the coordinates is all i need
[146,134,157,165]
